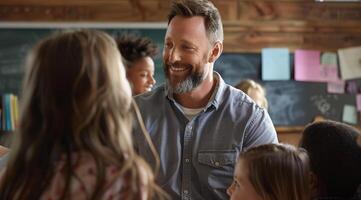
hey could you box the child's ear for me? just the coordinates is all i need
[310,172,319,197]
[208,41,223,63]
[357,135,361,147]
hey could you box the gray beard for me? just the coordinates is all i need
[167,73,204,94]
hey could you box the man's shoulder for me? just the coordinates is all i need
[134,84,166,104]
[220,83,256,108]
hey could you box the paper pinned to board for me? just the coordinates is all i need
[295,50,339,82]
[327,80,345,94]
[338,46,361,80]
[346,81,359,94]
[262,48,290,80]
[321,52,338,66]
[342,104,358,124]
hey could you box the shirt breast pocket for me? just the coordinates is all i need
[197,150,237,189]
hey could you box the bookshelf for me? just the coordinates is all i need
[0,94,19,147]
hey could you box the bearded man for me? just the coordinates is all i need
[133,1,278,199]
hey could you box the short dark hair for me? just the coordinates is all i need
[299,121,361,198]
[115,34,158,69]
[168,0,223,43]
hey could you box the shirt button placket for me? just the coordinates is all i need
[182,123,193,200]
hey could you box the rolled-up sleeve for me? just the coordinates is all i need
[243,107,278,150]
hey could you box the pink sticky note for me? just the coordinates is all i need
[327,80,345,94]
[295,50,339,82]
[357,95,361,111]
[295,50,320,81]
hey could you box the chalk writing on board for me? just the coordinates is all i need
[265,82,306,125]
[310,95,331,115]
[309,94,340,119]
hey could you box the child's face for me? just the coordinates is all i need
[127,56,156,95]
[227,159,263,200]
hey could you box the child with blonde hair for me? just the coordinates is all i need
[0,29,165,200]
[236,79,268,109]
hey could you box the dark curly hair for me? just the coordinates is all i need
[115,34,158,69]
[300,121,361,198]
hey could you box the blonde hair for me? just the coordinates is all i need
[239,144,310,200]
[236,79,268,109]
[0,29,165,199]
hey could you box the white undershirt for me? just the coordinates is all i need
[177,103,204,120]
[173,73,219,120]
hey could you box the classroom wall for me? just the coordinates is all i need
[1,0,361,145]
[1,0,361,53]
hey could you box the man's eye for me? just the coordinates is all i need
[165,43,173,48]
[182,45,193,50]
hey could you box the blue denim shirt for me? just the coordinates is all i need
[133,73,278,200]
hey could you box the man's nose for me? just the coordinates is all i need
[168,47,181,63]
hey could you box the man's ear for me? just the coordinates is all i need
[208,41,223,63]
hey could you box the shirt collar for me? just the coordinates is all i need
[210,71,225,109]
[164,71,226,110]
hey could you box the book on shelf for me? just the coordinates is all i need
[1,94,19,132]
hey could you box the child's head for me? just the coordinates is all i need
[20,29,132,150]
[236,79,268,109]
[0,29,161,199]
[299,121,361,198]
[227,143,310,200]
[115,34,157,95]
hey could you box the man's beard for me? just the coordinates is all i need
[164,63,205,94]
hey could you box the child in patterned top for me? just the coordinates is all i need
[0,29,166,200]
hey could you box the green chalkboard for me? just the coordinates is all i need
[0,28,358,126]
[0,28,166,96]
[215,53,359,126]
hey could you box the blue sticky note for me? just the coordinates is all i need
[342,105,358,124]
[262,48,290,80]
